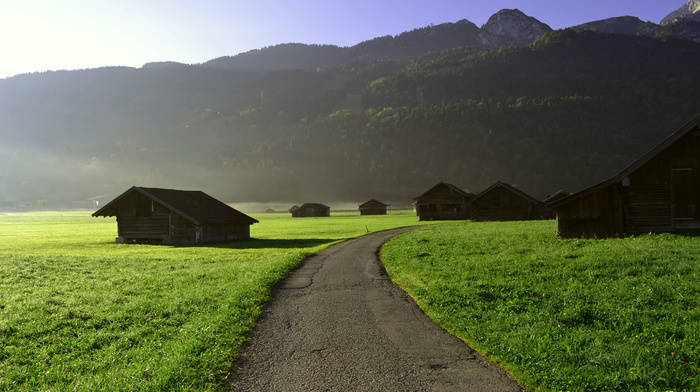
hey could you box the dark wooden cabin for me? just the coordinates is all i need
[92,186,258,244]
[412,182,473,221]
[469,181,545,221]
[291,203,330,217]
[548,114,700,238]
[359,199,388,215]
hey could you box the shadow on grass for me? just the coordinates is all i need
[194,238,341,250]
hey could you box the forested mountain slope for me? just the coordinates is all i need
[1,29,699,208]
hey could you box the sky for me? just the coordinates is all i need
[0,0,689,79]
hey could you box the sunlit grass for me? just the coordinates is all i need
[0,210,422,391]
[13,212,696,391]
[381,220,700,391]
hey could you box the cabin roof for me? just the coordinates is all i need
[543,189,569,204]
[415,181,470,199]
[413,182,473,205]
[359,199,388,207]
[470,181,541,205]
[548,113,700,209]
[92,186,258,225]
[299,202,330,209]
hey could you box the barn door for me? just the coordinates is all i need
[672,168,698,228]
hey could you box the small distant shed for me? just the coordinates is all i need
[469,181,544,221]
[412,182,473,221]
[92,186,258,244]
[548,114,700,238]
[291,203,330,217]
[543,190,569,219]
[359,199,388,215]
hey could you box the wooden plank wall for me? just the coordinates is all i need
[117,214,169,241]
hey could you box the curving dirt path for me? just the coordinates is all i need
[229,227,528,391]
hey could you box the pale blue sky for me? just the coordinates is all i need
[0,0,688,79]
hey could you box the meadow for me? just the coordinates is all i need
[382,220,700,391]
[0,210,422,391]
[3,213,699,391]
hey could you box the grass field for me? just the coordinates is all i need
[0,210,421,391]
[381,220,700,391]
[4,213,699,391]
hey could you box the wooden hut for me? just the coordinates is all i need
[412,182,473,221]
[359,199,388,215]
[92,186,258,244]
[548,114,700,238]
[469,181,545,221]
[291,203,330,217]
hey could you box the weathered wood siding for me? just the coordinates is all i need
[415,183,471,221]
[360,208,386,215]
[117,213,170,242]
[554,116,700,238]
[556,186,620,238]
[622,130,700,232]
[292,204,330,217]
[114,193,172,243]
[470,187,542,221]
[359,201,387,215]
[418,204,468,221]
[168,213,197,245]
[201,224,250,242]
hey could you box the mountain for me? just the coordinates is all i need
[661,0,700,24]
[141,61,189,69]
[210,6,700,74]
[203,9,544,73]
[2,7,700,209]
[573,14,700,44]
[478,9,552,47]
[571,16,657,36]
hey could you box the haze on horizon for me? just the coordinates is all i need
[0,0,688,79]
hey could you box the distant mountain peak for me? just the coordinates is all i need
[142,61,187,69]
[572,16,657,36]
[661,0,700,24]
[479,9,553,47]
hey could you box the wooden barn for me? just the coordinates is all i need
[290,203,330,217]
[548,114,700,238]
[359,199,388,215]
[92,186,258,244]
[469,181,545,221]
[412,182,473,221]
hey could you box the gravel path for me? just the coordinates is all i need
[229,227,528,391]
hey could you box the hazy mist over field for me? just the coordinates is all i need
[2,2,699,210]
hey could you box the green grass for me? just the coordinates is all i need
[0,210,422,391]
[8,213,699,391]
[381,220,700,391]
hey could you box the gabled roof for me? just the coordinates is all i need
[359,199,388,208]
[543,189,569,204]
[470,181,541,205]
[413,181,471,200]
[299,202,330,209]
[548,113,700,209]
[92,186,258,225]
